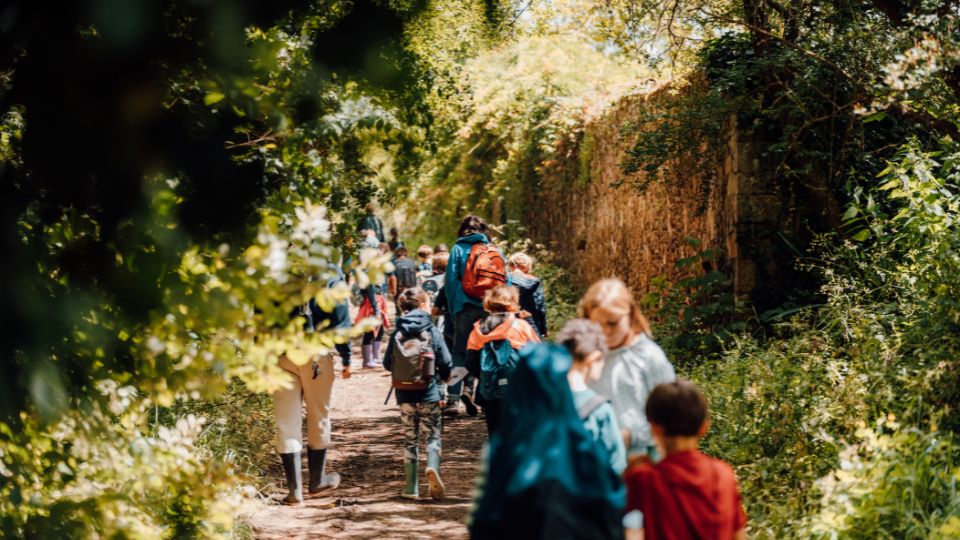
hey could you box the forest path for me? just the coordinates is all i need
[247,305,486,539]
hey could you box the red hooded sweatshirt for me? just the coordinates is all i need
[625,449,747,540]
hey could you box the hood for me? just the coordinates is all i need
[509,272,539,292]
[455,233,488,246]
[472,313,516,346]
[396,309,433,334]
[658,451,726,535]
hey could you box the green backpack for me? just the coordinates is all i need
[479,339,521,402]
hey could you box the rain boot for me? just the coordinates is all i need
[460,393,479,417]
[307,448,341,497]
[371,339,383,366]
[361,344,376,368]
[280,452,303,505]
[401,459,419,500]
[426,449,445,500]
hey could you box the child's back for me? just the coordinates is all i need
[625,450,745,540]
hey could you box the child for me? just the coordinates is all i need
[391,246,419,303]
[507,252,548,337]
[422,252,448,307]
[468,342,624,539]
[383,288,453,500]
[356,249,391,368]
[465,285,540,435]
[624,380,747,540]
[556,319,627,473]
[579,278,675,459]
[417,244,434,274]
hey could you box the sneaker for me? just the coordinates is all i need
[460,394,479,417]
[442,400,460,417]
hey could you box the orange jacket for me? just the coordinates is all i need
[466,313,541,352]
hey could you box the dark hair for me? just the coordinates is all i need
[457,215,488,238]
[395,246,409,257]
[398,287,428,313]
[556,319,608,361]
[645,380,709,437]
[434,243,449,254]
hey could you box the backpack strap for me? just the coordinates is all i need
[577,394,610,420]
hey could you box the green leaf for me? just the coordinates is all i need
[204,92,226,106]
[851,229,871,242]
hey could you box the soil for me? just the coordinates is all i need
[247,306,486,539]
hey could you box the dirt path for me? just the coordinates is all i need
[248,309,486,539]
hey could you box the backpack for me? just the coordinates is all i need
[391,331,436,390]
[394,258,419,291]
[462,243,507,300]
[421,275,443,300]
[478,335,522,402]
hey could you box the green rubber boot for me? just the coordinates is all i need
[426,450,445,500]
[401,459,419,500]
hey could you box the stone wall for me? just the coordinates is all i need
[522,84,780,301]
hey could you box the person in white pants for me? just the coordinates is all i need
[273,351,341,505]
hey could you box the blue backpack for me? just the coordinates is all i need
[479,339,522,402]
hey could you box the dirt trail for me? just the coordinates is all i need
[248,307,486,539]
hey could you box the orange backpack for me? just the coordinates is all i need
[462,243,507,299]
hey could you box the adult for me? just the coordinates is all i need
[274,293,343,505]
[443,215,508,416]
[357,203,385,243]
[388,227,405,252]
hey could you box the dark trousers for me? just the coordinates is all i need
[449,304,485,397]
[483,399,503,436]
[362,325,384,345]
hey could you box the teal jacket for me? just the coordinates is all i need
[444,233,510,316]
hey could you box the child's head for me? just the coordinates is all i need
[483,285,520,314]
[646,380,710,444]
[432,252,449,274]
[457,215,488,238]
[378,242,390,255]
[390,227,399,239]
[579,278,652,349]
[397,287,429,313]
[417,245,434,262]
[434,243,449,254]
[395,245,409,258]
[556,319,608,382]
[508,252,533,273]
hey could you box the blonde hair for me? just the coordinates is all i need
[508,252,533,272]
[578,278,652,337]
[483,285,520,313]
[417,244,434,259]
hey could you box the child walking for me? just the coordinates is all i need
[556,319,627,473]
[625,380,747,540]
[580,278,675,459]
[383,287,453,500]
[465,285,540,435]
[507,252,548,337]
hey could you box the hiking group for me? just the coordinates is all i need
[272,209,748,540]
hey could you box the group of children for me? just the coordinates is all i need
[380,215,748,539]
[280,210,747,539]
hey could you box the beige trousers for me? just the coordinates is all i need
[273,353,335,454]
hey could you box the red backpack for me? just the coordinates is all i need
[462,243,507,299]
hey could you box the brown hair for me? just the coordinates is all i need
[432,252,449,273]
[483,285,520,313]
[434,243,449,254]
[578,278,652,337]
[555,319,608,361]
[395,245,409,257]
[417,244,434,259]
[645,380,709,436]
[457,215,488,238]
[397,287,429,313]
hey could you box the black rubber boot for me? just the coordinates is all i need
[307,448,341,497]
[280,452,303,505]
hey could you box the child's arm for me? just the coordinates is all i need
[382,332,395,371]
[433,327,452,380]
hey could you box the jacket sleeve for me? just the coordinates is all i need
[383,331,395,372]
[444,246,460,310]
[432,327,452,380]
[534,280,547,335]
[364,285,379,316]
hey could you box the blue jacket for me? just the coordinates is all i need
[444,234,510,316]
[383,309,453,404]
